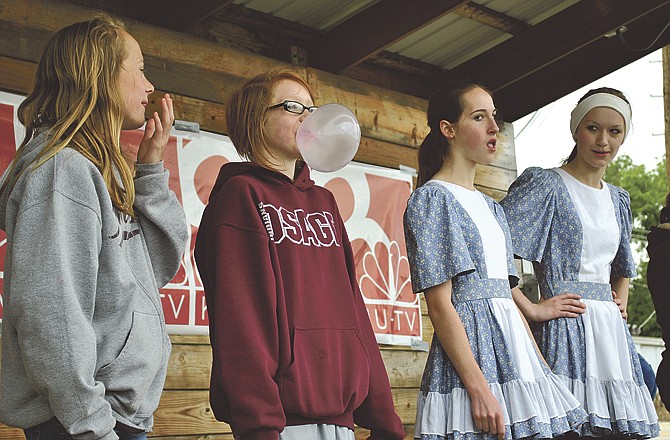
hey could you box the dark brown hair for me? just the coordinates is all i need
[416,81,490,187]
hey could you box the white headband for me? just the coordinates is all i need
[569,93,632,142]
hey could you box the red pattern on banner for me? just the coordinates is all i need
[195,156,228,205]
[0,103,15,318]
[0,103,16,175]
[160,289,190,325]
[323,177,355,222]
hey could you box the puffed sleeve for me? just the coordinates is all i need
[610,185,637,278]
[403,183,475,293]
[499,167,557,263]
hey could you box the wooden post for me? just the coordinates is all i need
[663,45,670,187]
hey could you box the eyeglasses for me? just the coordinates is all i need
[267,100,318,115]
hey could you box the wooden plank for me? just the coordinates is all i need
[382,350,428,389]
[153,388,419,436]
[0,56,34,94]
[307,67,428,148]
[152,390,228,436]
[170,334,209,345]
[0,424,23,440]
[477,186,508,201]
[474,165,517,193]
[493,124,517,171]
[165,344,212,390]
[354,137,417,170]
[164,342,426,390]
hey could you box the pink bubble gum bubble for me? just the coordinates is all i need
[296,103,361,172]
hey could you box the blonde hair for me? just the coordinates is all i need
[226,69,314,169]
[2,15,137,216]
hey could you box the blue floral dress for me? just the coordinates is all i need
[500,167,659,438]
[404,181,586,440]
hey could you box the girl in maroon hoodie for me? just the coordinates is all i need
[194,69,405,440]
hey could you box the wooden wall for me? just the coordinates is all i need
[0,0,516,438]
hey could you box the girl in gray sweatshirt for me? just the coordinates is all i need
[0,16,188,440]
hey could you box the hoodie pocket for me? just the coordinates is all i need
[280,327,370,418]
[96,311,167,418]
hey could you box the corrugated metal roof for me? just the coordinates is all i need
[234,0,380,31]
[234,0,580,69]
[386,14,509,69]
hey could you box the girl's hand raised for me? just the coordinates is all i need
[137,94,174,164]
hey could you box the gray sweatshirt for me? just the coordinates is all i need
[0,130,188,440]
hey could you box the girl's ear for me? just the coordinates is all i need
[440,119,455,139]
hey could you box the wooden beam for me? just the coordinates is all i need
[452,0,670,92]
[345,52,445,99]
[307,0,468,73]
[0,0,516,197]
[137,0,235,32]
[493,3,670,121]
[454,2,530,35]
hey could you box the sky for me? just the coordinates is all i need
[512,49,666,175]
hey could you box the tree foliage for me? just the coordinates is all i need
[604,154,669,337]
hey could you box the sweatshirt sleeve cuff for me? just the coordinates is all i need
[135,161,165,177]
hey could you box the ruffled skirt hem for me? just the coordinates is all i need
[560,376,659,438]
[415,374,587,440]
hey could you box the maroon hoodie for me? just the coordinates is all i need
[194,162,404,440]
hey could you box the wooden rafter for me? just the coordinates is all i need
[494,2,670,121]
[454,2,530,35]
[452,0,670,92]
[138,0,234,32]
[307,0,468,73]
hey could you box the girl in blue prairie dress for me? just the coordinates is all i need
[500,87,659,439]
[404,82,587,440]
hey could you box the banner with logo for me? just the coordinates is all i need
[0,90,421,345]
